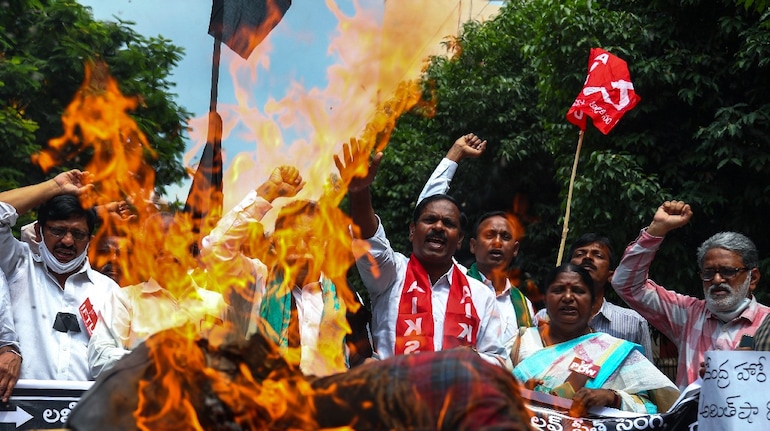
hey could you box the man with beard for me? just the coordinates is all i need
[535,233,654,362]
[0,169,118,385]
[337,139,507,367]
[611,200,770,389]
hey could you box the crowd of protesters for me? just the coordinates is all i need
[1,134,769,423]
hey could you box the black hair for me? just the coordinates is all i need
[471,210,510,238]
[566,232,615,268]
[413,194,467,232]
[540,263,596,302]
[37,195,97,234]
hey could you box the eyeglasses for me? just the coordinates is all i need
[699,267,749,282]
[46,226,90,242]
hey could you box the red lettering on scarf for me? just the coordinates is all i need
[395,254,480,355]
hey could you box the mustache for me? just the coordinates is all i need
[54,244,77,252]
[708,283,733,294]
[579,260,597,270]
[426,231,447,242]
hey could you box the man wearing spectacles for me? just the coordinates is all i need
[611,200,770,390]
[0,169,118,389]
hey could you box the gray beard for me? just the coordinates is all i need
[706,274,751,321]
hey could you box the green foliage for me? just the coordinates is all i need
[736,0,769,13]
[367,0,770,303]
[0,0,189,202]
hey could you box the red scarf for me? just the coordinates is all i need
[395,254,480,354]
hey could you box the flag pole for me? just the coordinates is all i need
[556,130,584,266]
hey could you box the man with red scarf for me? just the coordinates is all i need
[337,139,507,367]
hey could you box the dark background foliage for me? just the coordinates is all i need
[0,0,189,227]
[352,0,770,305]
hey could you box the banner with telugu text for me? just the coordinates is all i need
[521,385,700,431]
[0,380,91,430]
[699,350,770,430]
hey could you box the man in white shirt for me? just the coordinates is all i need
[418,133,537,342]
[0,271,21,402]
[0,169,118,384]
[337,139,507,367]
[88,212,228,378]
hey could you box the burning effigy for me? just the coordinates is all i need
[66,325,532,430]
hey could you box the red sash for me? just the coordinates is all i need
[395,254,480,354]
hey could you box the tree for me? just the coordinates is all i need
[367,0,770,303]
[0,0,190,214]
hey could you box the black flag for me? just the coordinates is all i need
[209,0,292,59]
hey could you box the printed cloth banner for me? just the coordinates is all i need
[567,47,641,135]
[521,386,700,431]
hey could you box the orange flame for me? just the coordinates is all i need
[33,60,162,287]
[34,1,493,427]
[35,60,157,209]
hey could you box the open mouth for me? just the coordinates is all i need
[488,249,504,259]
[285,252,314,265]
[709,286,732,298]
[425,236,447,250]
[53,247,76,261]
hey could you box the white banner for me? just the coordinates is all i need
[698,350,770,430]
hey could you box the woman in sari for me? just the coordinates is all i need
[512,263,679,416]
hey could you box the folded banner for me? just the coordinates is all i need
[566,47,641,135]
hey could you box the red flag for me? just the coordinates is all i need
[209,0,292,59]
[566,48,641,135]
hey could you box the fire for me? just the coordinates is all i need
[32,59,161,287]
[35,60,157,208]
[194,0,438,383]
[212,0,454,207]
[36,1,488,428]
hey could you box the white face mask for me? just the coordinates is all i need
[39,228,89,274]
[706,270,752,322]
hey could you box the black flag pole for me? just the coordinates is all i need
[182,20,224,255]
[184,0,293,254]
